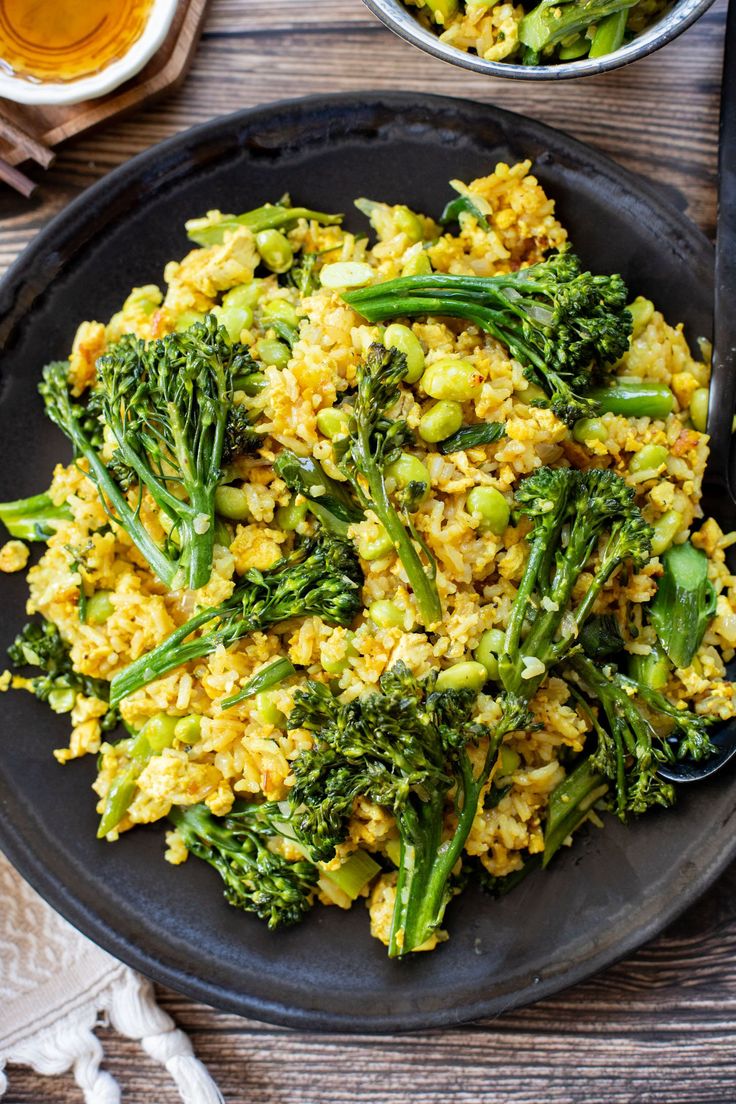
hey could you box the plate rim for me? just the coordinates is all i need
[0,91,729,1033]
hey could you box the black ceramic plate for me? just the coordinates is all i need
[0,93,730,1033]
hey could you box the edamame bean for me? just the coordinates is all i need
[517,381,547,405]
[385,453,430,500]
[418,400,463,443]
[627,296,655,339]
[141,713,179,753]
[401,251,432,277]
[321,636,358,675]
[629,645,670,690]
[255,691,286,727]
[320,262,374,289]
[223,281,266,310]
[85,590,114,625]
[276,497,308,531]
[316,407,349,439]
[358,528,394,561]
[174,309,206,332]
[213,303,253,343]
[589,380,675,420]
[424,0,459,23]
[257,338,290,368]
[651,510,683,556]
[262,298,300,328]
[384,323,426,383]
[369,600,405,629]
[214,485,250,522]
[499,746,521,774]
[690,387,709,433]
[474,628,505,679]
[629,443,669,475]
[174,715,202,745]
[48,688,76,713]
[572,417,607,444]
[393,206,424,243]
[436,661,487,692]
[255,229,293,274]
[422,358,483,402]
[467,486,510,535]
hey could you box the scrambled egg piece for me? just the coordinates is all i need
[68,320,107,396]
[229,524,285,574]
[0,540,29,573]
[163,227,259,315]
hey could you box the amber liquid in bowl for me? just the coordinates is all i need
[0,0,154,83]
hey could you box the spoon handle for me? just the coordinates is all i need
[706,0,736,506]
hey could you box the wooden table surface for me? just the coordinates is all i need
[3,1,734,1100]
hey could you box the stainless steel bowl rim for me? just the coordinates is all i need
[362,0,716,79]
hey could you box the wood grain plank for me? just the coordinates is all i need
[1,1,731,1101]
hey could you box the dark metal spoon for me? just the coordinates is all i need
[659,2,736,783]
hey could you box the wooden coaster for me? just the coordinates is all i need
[0,0,209,168]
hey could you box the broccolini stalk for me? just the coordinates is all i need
[8,619,118,728]
[649,540,717,669]
[287,663,528,957]
[343,251,632,425]
[499,466,653,700]
[185,203,343,247]
[520,0,638,53]
[109,530,363,705]
[221,656,297,710]
[543,756,607,866]
[169,802,318,928]
[0,491,71,542]
[332,344,442,628]
[40,317,258,590]
[569,653,715,817]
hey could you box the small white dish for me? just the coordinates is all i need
[0,0,179,107]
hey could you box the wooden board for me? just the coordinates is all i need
[0,0,209,167]
[2,1,734,1100]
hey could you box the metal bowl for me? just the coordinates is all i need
[361,0,716,79]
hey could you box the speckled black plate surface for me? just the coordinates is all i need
[0,93,731,1033]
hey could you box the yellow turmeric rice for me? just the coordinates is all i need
[3,159,735,952]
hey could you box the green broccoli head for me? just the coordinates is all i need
[169,802,318,928]
[287,662,484,862]
[9,619,118,729]
[222,403,262,465]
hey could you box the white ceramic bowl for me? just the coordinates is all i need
[0,0,179,107]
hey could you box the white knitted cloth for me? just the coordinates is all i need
[0,850,224,1103]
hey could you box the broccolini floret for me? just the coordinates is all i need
[169,802,318,928]
[40,317,261,591]
[343,250,632,425]
[287,662,522,956]
[499,466,653,699]
[332,343,442,627]
[8,618,118,728]
[109,530,363,705]
[569,653,715,817]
